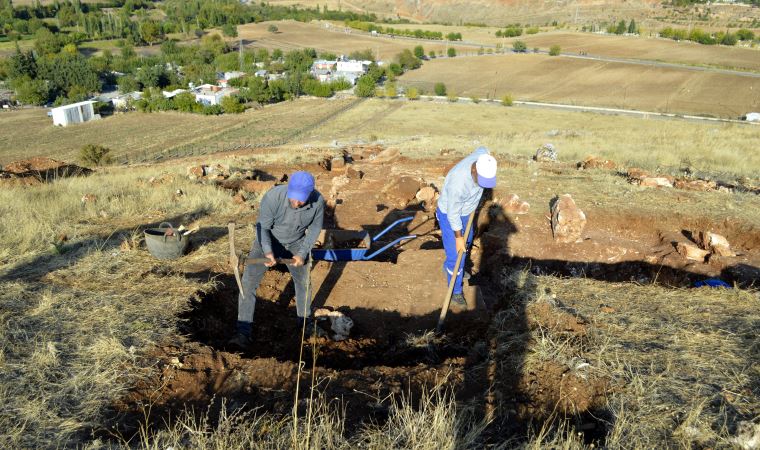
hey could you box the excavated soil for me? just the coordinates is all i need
[103,150,760,444]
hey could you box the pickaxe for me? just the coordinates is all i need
[227,222,295,299]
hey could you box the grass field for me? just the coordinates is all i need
[398,53,760,118]
[0,98,357,165]
[517,31,760,73]
[237,20,471,59]
[312,98,760,179]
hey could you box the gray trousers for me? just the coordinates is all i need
[237,237,311,335]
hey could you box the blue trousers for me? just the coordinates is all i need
[436,208,474,295]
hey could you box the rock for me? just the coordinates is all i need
[578,156,616,170]
[699,231,735,257]
[676,242,709,262]
[331,156,346,171]
[730,421,760,450]
[534,143,557,162]
[187,165,206,179]
[369,147,401,164]
[415,186,438,203]
[345,165,363,180]
[240,179,276,194]
[81,193,97,204]
[314,309,354,341]
[600,305,616,313]
[674,179,717,191]
[330,175,350,198]
[383,176,421,206]
[440,148,454,156]
[497,194,530,215]
[232,192,247,205]
[551,194,586,244]
[639,177,674,188]
[627,167,650,181]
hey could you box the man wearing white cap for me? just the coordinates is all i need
[436,146,497,307]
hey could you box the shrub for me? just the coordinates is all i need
[428,50,436,59]
[512,40,527,52]
[385,83,397,98]
[79,144,112,166]
[354,75,376,97]
[447,93,458,102]
[470,96,480,104]
[434,82,446,96]
[526,26,540,35]
[501,94,513,106]
[413,45,425,59]
[221,96,245,114]
[447,47,456,57]
[477,47,484,55]
[549,45,561,56]
[222,24,238,38]
[267,25,278,33]
[737,29,755,41]
[405,87,419,100]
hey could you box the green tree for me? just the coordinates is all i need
[512,40,527,52]
[267,24,278,33]
[413,45,424,59]
[221,95,245,113]
[354,75,375,97]
[222,23,238,38]
[139,21,164,45]
[447,47,456,57]
[549,45,561,56]
[615,20,626,35]
[627,19,637,34]
[396,49,420,71]
[405,86,419,100]
[11,76,49,105]
[428,50,436,59]
[501,93,513,106]
[117,75,141,93]
[173,92,199,112]
[736,29,755,41]
[434,82,446,96]
[34,28,63,56]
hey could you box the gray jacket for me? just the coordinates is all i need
[257,184,325,259]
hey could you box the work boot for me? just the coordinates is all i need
[451,293,467,309]
[228,332,251,350]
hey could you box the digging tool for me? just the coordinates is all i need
[436,211,476,333]
[228,222,246,300]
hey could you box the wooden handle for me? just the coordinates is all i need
[244,257,296,265]
[436,211,476,333]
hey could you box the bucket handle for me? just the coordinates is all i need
[157,222,183,243]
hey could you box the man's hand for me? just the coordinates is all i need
[264,252,277,267]
[455,236,466,254]
[292,255,305,267]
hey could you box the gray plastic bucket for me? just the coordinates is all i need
[144,222,190,260]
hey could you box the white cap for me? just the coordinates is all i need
[476,154,497,188]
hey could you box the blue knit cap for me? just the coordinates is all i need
[287,171,315,202]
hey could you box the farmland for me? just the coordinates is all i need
[398,53,760,118]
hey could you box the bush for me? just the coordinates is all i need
[267,25,278,33]
[354,75,376,97]
[221,96,245,113]
[549,45,561,56]
[79,144,112,166]
[413,45,425,59]
[447,47,456,57]
[470,96,480,104]
[385,83,397,98]
[512,41,527,52]
[222,24,238,38]
[447,93,458,102]
[737,29,755,41]
[405,87,419,100]
[501,94,513,106]
[434,82,446,96]
[428,50,436,59]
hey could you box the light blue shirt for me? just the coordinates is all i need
[438,147,489,232]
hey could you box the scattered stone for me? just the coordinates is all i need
[331,156,346,171]
[81,193,97,204]
[551,194,586,244]
[577,156,616,170]
[534,143,558,162]
[240,179,276,194]
[639,177,674,188]
[496,194,530,215]
[314,308,354,341]
[232,192,247,205]
[730,421,760,450]
[345,165,363,180]
[674,178,717,191]
[383,176,422,206]
[440,148,454,156]
[626,167,650,181]
[676,242,709,262]
[187,165,206,179]
[330,174,350,198]
[600,305,616,313]
[415,186,438,204]
[699,231,735,257]
[369,147,401,164]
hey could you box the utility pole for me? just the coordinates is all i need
[239,38,243,72]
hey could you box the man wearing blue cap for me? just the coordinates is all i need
[437,146,497,307]
[231,171,325,346]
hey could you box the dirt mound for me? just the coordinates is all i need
[0,157,90,185]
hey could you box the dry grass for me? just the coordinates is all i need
[310,98,760,178]
[0,97,357,165]
[398,54,760,118]
[518,31,760,73]
[237,20,471,58]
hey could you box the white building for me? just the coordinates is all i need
[112,91,143,110]
[193,84,238,106]
[745,112,760,122]
[336,60,366,73]
[51,101,98,126]
[162,89,187,99]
